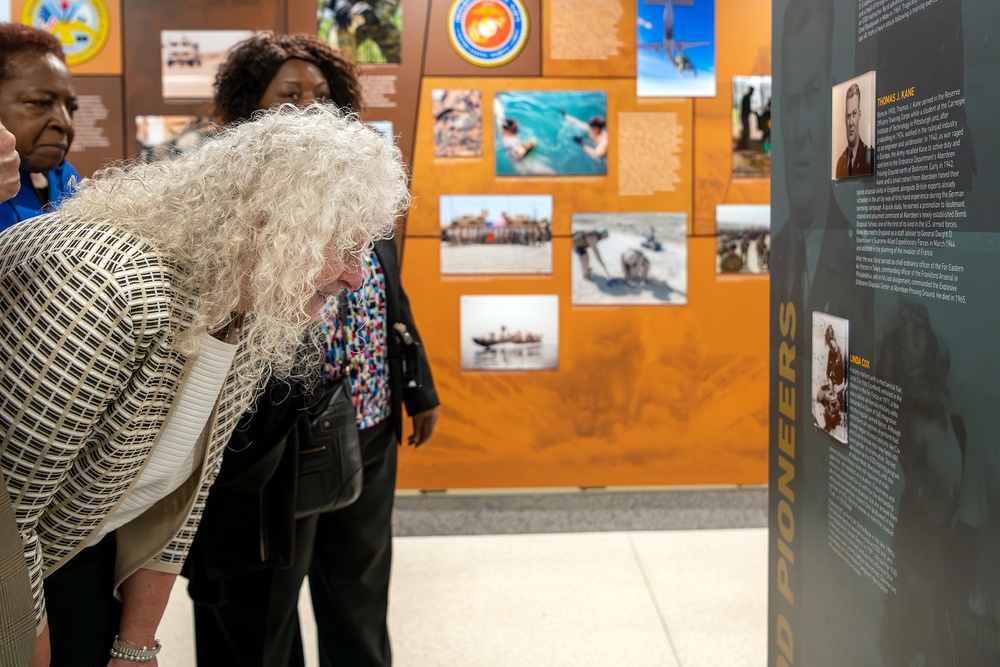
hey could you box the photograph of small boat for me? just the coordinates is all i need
[473,326,543,350]
[461,295,558,371]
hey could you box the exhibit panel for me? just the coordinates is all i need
[769,0,1000,664]
[399,234,768,489]
[399,0,772,489]
[541,0,634,78]
[65,76,126,176]
[13,0,773,491]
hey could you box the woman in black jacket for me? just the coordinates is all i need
[183,33,439,667]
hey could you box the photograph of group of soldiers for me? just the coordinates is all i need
[439,195,553,275]
[715,204,770,274]
[135,115,216,163]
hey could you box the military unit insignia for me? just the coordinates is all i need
[447,0,529,68]
[23,0,110,66]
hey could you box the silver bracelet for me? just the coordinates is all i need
[109,635,162,662]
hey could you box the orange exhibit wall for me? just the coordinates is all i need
[11,0,771,490]
[397,0,772,490]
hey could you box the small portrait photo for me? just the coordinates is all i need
[831,70,876,180]
[460,295,559,371]
[716,204,770,274]
[432,89,483,158]
[161,30,255,100]
[135,116,216,163]
[440,195,553,275]
[317,0,401,64]
[731,75,772,178]
[812,311,849,444]
[494,90,608,177]
[571,212,687,306]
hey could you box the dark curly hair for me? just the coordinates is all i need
[213,32,362,125]
[0,23,66,84]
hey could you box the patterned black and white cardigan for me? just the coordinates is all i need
[0,214,255,632]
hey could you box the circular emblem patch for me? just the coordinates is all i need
[448,0,529,68]
[23,0,110,67]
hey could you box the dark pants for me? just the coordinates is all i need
[192,512,318,667]
[308,420,397,667]
[44,536,121,667]
[192,419,397,667]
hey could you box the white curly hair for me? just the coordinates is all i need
[58,103,408,410]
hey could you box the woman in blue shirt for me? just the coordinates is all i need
[0,24,78,232]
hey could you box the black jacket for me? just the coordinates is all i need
[184,240,438,601]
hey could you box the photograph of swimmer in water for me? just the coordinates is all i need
[494,90,608,177]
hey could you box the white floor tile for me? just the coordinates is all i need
[388,533,678,667]
[629,528,767,667]
[158,580,196,666]
[156,529,766,667]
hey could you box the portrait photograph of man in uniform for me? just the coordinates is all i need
[832,71,876,180]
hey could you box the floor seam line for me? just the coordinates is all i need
[628,533,684,667]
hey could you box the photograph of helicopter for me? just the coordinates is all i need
[636,0,716,97]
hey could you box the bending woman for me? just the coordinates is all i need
[0,103,407,667]
[184,32,439,667]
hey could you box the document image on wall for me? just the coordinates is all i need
[432,89,482,158]
[160,30,254,100]
[716,204,770,274]
[636,0,716,97]
[831,71,876,180]
[731,75,772,177]
[494,91,608,177]
[812,311,849,444]
[571,212,687,305]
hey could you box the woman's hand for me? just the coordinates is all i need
[0,118,19,203]
[109,569,173,667]
[408,408,438,447]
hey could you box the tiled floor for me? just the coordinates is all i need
[158,527,767,667]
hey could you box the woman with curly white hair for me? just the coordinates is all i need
[0,102,407,667]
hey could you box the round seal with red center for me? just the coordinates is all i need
[448,0,529,68]
[23,0,110,66]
